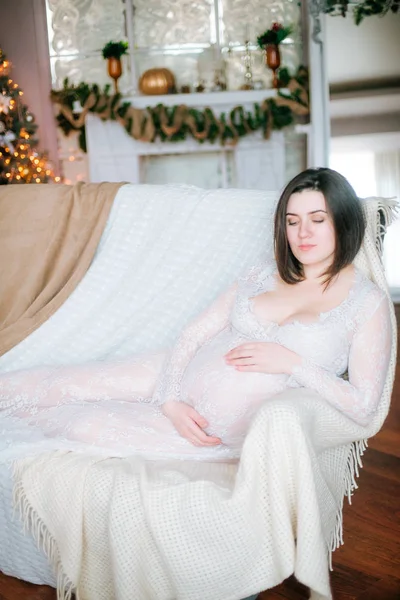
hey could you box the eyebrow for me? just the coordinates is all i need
[286,210,328,216]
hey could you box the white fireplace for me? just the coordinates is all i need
[85,89,286,190]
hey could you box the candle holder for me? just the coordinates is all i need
[102,40,129,94]
[265,44,281,89]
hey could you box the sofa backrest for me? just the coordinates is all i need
[0,184,396,383]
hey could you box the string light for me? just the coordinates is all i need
[1,52,60,184]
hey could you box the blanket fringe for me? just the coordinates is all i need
[375,197,399,256]
[328,438,368,568]
[12,461,75,600]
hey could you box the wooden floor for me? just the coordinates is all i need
[1,308,399,600]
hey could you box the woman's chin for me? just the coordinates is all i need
[294,252,330,268]
[294,253,318,265]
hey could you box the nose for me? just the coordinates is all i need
[298,219,312,239]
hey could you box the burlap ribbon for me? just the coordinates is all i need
[51,74,309,146]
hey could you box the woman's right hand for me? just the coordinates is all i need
[161,401,222,447]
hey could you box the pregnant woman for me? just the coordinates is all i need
[0,167,392,461]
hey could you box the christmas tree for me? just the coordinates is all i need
[0,48,59,184]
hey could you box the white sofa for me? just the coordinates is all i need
[0,183,396,600]
[0,184,277,594]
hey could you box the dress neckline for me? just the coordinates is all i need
[248,265,362,330]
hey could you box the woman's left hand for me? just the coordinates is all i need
[225,342,300,374]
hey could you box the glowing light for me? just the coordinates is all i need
[55,176,61,182]
[35,178,41,183]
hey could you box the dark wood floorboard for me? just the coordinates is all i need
[1,307,399,600]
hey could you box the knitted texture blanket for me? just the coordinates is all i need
[14,389,357,600]
[6,187,398,600]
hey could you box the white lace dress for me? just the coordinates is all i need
[0,263,392,461]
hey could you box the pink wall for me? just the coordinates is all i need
[0,0,60,174]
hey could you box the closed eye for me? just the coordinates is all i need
[312,219,324,223]
[287,220,299,226]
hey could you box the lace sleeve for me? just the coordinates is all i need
[289,291,392,426]
[153,284,238,405]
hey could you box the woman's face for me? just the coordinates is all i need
[285,190,336,268]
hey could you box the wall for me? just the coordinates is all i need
[0,0,60,173]
[325,11,400,138]
[326,12,400,85]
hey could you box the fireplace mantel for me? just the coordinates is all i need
[122,88,284,109]
[86,89,287,190]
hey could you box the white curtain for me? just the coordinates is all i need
[374,150,400,293]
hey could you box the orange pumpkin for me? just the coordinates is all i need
[139,68,176,95]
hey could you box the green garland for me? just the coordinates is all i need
[324,0,399,24]
[50,66,309,153]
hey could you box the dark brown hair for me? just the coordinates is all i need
[274,167,366,285]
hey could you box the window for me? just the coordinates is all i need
[45,0,302,92]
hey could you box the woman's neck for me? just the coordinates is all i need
[302,261,353,284]
[302,260,332,282]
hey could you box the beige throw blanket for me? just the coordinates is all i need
[12,196,398,600]
[0,182,123,356]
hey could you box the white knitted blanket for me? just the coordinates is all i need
[6,186,398,600]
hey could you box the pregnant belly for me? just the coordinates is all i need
[180,337,288,443]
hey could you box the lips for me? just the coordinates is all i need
[298,244,316,251]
